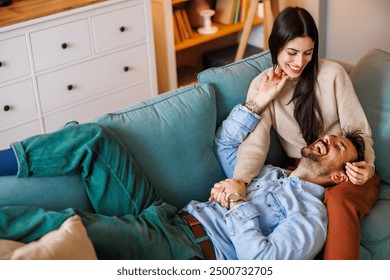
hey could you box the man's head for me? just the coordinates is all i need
[297,130,365,186]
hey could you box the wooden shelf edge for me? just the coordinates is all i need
[0,0,105,28]
[172,0,190,4]
[175,17,263,52]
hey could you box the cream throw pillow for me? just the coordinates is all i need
[0,215,97,260]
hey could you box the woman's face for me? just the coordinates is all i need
[277,36,315,79]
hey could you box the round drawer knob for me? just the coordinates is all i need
[0,61,2,67]
[3,105,11,112]
[61,43,68,49]
[67,84,74,91]
[123,66,130,72]
[119,26,126,32]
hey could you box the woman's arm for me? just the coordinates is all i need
[233,68,289,183]
[333,62,375,183]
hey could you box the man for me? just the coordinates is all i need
[0,102,363,260]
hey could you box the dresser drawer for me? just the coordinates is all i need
[43,81,151,133]
[92,4,146,53]
[30,19,92,71]
[0,80,37,129]
[0,36,31,83]
[37,45,149,113]
[0,121,41,149]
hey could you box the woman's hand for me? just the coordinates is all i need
[209,179,246,208]
[251,66,290,109]
[345,161,375,185]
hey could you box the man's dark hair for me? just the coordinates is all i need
[344,130,365,162]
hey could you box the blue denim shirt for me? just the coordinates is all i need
[182,104,327,260]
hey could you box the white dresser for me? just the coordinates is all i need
[0,0,157,148]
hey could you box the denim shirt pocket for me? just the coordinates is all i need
[254,192,287,236]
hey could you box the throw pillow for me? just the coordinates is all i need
[0,215,97,260]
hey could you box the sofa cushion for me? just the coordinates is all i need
[350,49,390,184]
[360,182,390,259]
[198,50,273,127]
[94,83,225,209]
[198,50,288,168]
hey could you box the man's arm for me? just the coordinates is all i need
[214,104,261,178]
[217,68,289,182]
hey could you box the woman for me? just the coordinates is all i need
[227,7,380,259]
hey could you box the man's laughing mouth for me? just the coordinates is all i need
[311,140,328,155]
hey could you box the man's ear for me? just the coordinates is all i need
[330,171,349,184]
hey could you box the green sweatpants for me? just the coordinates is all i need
[0,123,203,259]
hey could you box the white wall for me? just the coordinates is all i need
[325,0,390,64]
[272,0,389,63]
[278,0,326,57]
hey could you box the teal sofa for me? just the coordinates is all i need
[0,49,389,260]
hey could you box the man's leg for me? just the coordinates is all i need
[323,173,380,259]
[9,123,158,216]
[0,204,201,260]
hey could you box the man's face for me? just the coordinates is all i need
[301,135,358,176]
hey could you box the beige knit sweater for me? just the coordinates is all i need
[233,59,375,183]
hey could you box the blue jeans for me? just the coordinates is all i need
[0,123,203,259]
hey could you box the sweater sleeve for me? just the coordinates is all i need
[332,62,375,167]
[233,72,273,183]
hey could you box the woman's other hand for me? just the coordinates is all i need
[345,161,375,185]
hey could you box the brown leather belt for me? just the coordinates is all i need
[180,213,216,260]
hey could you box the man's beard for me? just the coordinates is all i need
[300,146,329,177]
[301,148,320,162]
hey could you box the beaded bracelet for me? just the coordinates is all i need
[245,100,263,115]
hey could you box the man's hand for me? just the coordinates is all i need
[345,161,375,185]
[209,179,246,208]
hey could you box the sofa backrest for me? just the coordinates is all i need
[94,51,284,209]
[350,49,390,184]
[198,50,288,168]
[198,51,273,126]
[95,83,226,209]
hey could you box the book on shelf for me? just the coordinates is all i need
[239,0,249,23]
[232,0,241,24]
[181,9,193,38]
[172,15,182,44]
[214,0,235,25]
[214,0,251,25]
[173,7,193,42]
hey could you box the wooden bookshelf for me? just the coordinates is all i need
[176,17,263,51]
[151,0,265,93]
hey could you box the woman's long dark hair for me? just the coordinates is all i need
[269,7,323,145]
